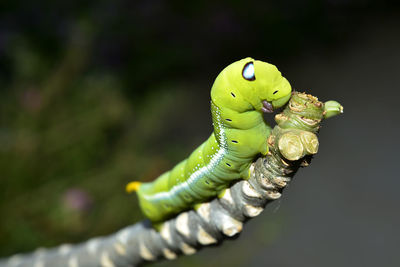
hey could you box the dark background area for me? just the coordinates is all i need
[0,1,399,266]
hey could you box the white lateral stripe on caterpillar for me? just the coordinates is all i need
[143,107,227,202]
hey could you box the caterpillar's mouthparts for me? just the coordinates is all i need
[262,100,274,113]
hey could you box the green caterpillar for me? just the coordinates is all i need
[127,58,292,223]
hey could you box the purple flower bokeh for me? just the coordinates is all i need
[63,188,93,212]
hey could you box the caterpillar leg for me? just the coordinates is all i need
[218,188,228,199]
[126,181,142,193]
[241,166,252,180]
[260,142,269,156]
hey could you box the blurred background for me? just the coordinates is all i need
[0,0,399,266]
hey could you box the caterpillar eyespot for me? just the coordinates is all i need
[242,62,255,81]
[128,57,292,223]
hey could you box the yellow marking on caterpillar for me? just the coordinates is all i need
[126,181,142,193]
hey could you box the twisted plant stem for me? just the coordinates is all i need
[0,92,342,267]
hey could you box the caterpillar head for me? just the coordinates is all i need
[212,57,292,113]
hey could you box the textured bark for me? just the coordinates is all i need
[0,92,342,267]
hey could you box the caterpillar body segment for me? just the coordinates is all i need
[129,58,292,223]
